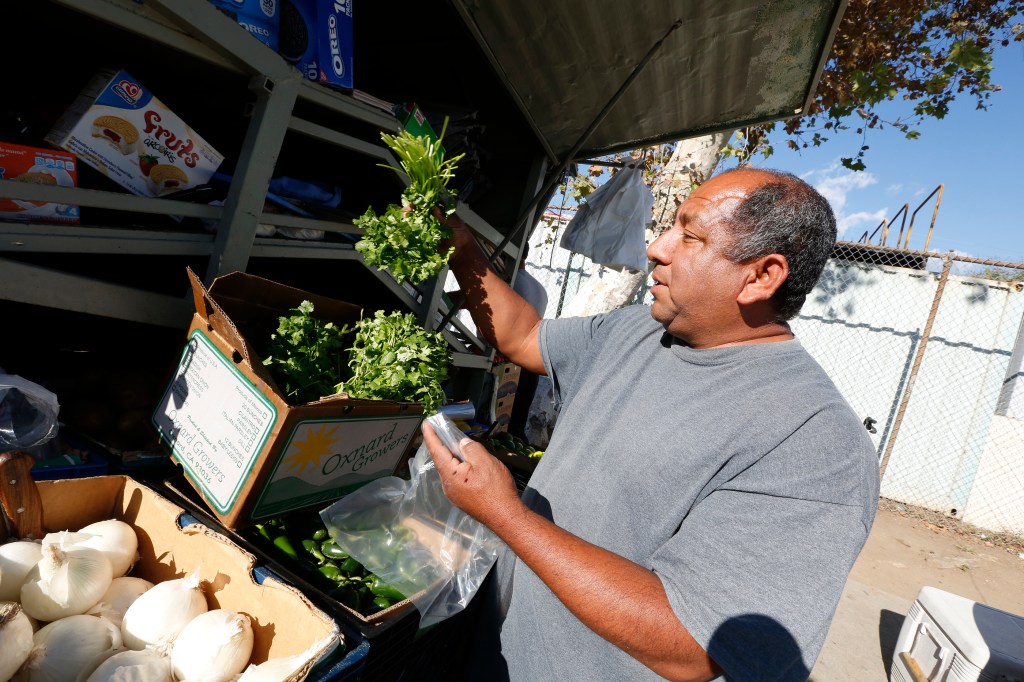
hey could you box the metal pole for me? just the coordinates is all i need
[878,252,953,480]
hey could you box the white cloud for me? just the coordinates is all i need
[837,209,888,239]
[886,183,903,194]
[802,162,886,240]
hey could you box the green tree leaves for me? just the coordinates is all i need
[750,0,1022,169]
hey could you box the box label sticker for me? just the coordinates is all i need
[252,415,421,518]
[153,330,276,513]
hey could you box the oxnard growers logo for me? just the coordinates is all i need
[112,79,143,105]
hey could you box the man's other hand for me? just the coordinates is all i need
[421,422,526,531]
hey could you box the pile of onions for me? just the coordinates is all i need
[0,518,307,682]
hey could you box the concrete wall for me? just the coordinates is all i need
[792,259,1024,530]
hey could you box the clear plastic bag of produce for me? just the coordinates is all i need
[0,373,60,451]
[320,413,503,628]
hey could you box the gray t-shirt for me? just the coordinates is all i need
[480,305,879,682]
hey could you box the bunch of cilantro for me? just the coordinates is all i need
[354,121,464,285]
[263,300,352,404]
[264,303,450,414]
[337,310,450,415]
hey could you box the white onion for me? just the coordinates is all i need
[0,541,43,601]
[14,614,121,682]
[0,602,34,681]
[121,568,206,652]
[236,634,335,682]
[72,521,139,578]
[170,609,253,682]
[84,649,172,682]
[86,577,154,628]
[19,539,113,622]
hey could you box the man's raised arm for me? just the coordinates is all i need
[445,214,545,374]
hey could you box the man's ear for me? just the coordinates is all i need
[738,254,789,305]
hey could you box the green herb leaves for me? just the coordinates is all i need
[354,203,454,284]
[263,300,352,405]
[354,122,464,284]
[338,310,450,415]
[264,303,451,413]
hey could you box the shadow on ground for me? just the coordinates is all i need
[879,609,905,678]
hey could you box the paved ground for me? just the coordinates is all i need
[810,501,1024,681]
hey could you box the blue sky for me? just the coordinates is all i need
[741,41,1024,263]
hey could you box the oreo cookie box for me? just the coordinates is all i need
[207,0,280,51]
[45,69,224,199]
[279,0,354,90]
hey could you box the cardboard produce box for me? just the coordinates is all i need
[35,475,342,677]
[0,141,80,224]
[45,69,223,199]
[153,269,424,529]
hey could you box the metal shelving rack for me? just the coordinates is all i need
[0,0,535,371]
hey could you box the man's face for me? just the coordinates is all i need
[646,172,767,344]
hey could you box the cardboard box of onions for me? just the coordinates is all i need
[0,475,342,681]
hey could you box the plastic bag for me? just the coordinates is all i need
[270,176,341,241]
[320,413,504,628]
[0,374,60,451]
[559,164,654,273]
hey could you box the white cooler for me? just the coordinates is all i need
[891,586,1024,682]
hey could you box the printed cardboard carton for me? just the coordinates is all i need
[153,268,423,529]
[0,141,79,224]
[280,0,353,89]
[45,69,223,199]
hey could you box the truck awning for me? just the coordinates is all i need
[451,0,846,162]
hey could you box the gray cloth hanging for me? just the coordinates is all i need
[559,165,653,273]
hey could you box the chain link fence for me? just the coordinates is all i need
[530,235,1024,537]
[792,243,1024,537]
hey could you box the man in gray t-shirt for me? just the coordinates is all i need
[422,168,879,681]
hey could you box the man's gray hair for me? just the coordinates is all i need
[720,168,837,321]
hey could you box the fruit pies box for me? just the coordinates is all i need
[45,69,223,199]
[152,268,425,530]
